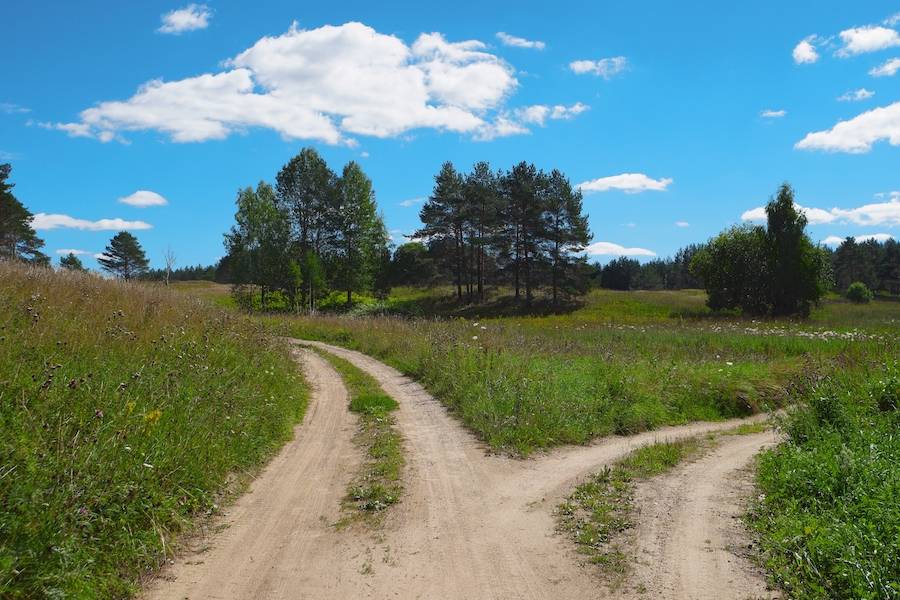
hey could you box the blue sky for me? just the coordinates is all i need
[3,1,900,269]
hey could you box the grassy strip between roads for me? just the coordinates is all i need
[0,264,307,599]
[310,348,404,523]
[556,437,709,587]
[750,363,900,600]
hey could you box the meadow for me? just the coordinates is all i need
[272,287,899,455]
[0,264,306,598]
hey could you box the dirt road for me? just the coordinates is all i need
[145,341,775,600]
[624,431,779,599]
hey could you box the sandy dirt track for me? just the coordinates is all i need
[144,340,775,600]
[624,431,779,599]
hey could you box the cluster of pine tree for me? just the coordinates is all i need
[827,236,900,295]
[222,148,390,311]
[412,161,592,306]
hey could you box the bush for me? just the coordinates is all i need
[846,281,873,304]
[752,366,900,599]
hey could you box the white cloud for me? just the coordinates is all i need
[51,22,528,145]
[569,57,628,79]
[742,197,900,227]
[119,190,168,207]
[675,221,690,227]
[870,57,900,77]
[514,102,589,125]
[793,37,820,64]
[795,101,900,153]
[472,114,530,141]
[31,213,153,231]
[55,248,92,256]
[838,88,875,101]
[836,26,900,57]
[886,13,900,27]
[761,109,786,118]
[496,32,545,50]
[585,241,656,257]
[0,103,30,114]
[578,173,673,194]
[399,196,426,207]
[158,4,211,34]
[822,233,894,245]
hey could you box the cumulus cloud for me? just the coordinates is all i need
[821,233,894,245]
[793,37,820,64]
[761,109,786,118]
[158,4,211,34]
[496,32,545,50]
[569,57,628,79]
[838,88,875,101]
[795,101,900,153]
[578,173,673,194]
[49,22,548,145]
[54,248,93,256]
[675,221,690,227]
[887,13,900,27]
[514,102,589,125]
[836,26,900,57]
[119,190,168,207]
[870,57,900,77]
[31,213,152,231]
[742,197,900,227]
[585,241,656,257]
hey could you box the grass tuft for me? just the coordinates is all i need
[557,438,706,586]
[309,348,404,521]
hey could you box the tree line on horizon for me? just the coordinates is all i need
[3,160,900,316]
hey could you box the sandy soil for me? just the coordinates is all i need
[144,340,776,600]
[622,431,780,600]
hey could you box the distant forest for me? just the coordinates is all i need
[3,157,900,316]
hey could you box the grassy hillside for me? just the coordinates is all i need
[275,288,899,454]
[0,263,306,598]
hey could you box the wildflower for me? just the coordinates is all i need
[472,335,478,341]
[143,409,162,424]
[725,361,733,366]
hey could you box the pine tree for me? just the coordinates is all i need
[543,169,591,305]
[417,162,466,300]
[463,162,502,303]
[0,163,49,266]
[98,231,149,280]
[59,252,86,271]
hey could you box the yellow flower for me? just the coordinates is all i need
[143,409,162,424]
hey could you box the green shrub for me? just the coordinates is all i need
[846,281,873,304]
[752,366,900,599]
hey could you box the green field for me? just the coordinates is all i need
[0,264,306,598]
[271,287,899,455]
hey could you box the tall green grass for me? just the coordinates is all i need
[751,364,900,599]
[0,263,306,598]
[275,296,897,454]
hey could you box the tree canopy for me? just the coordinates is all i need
[691,184,828,316]
[97,231,149,280]
[0,163,49,266]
